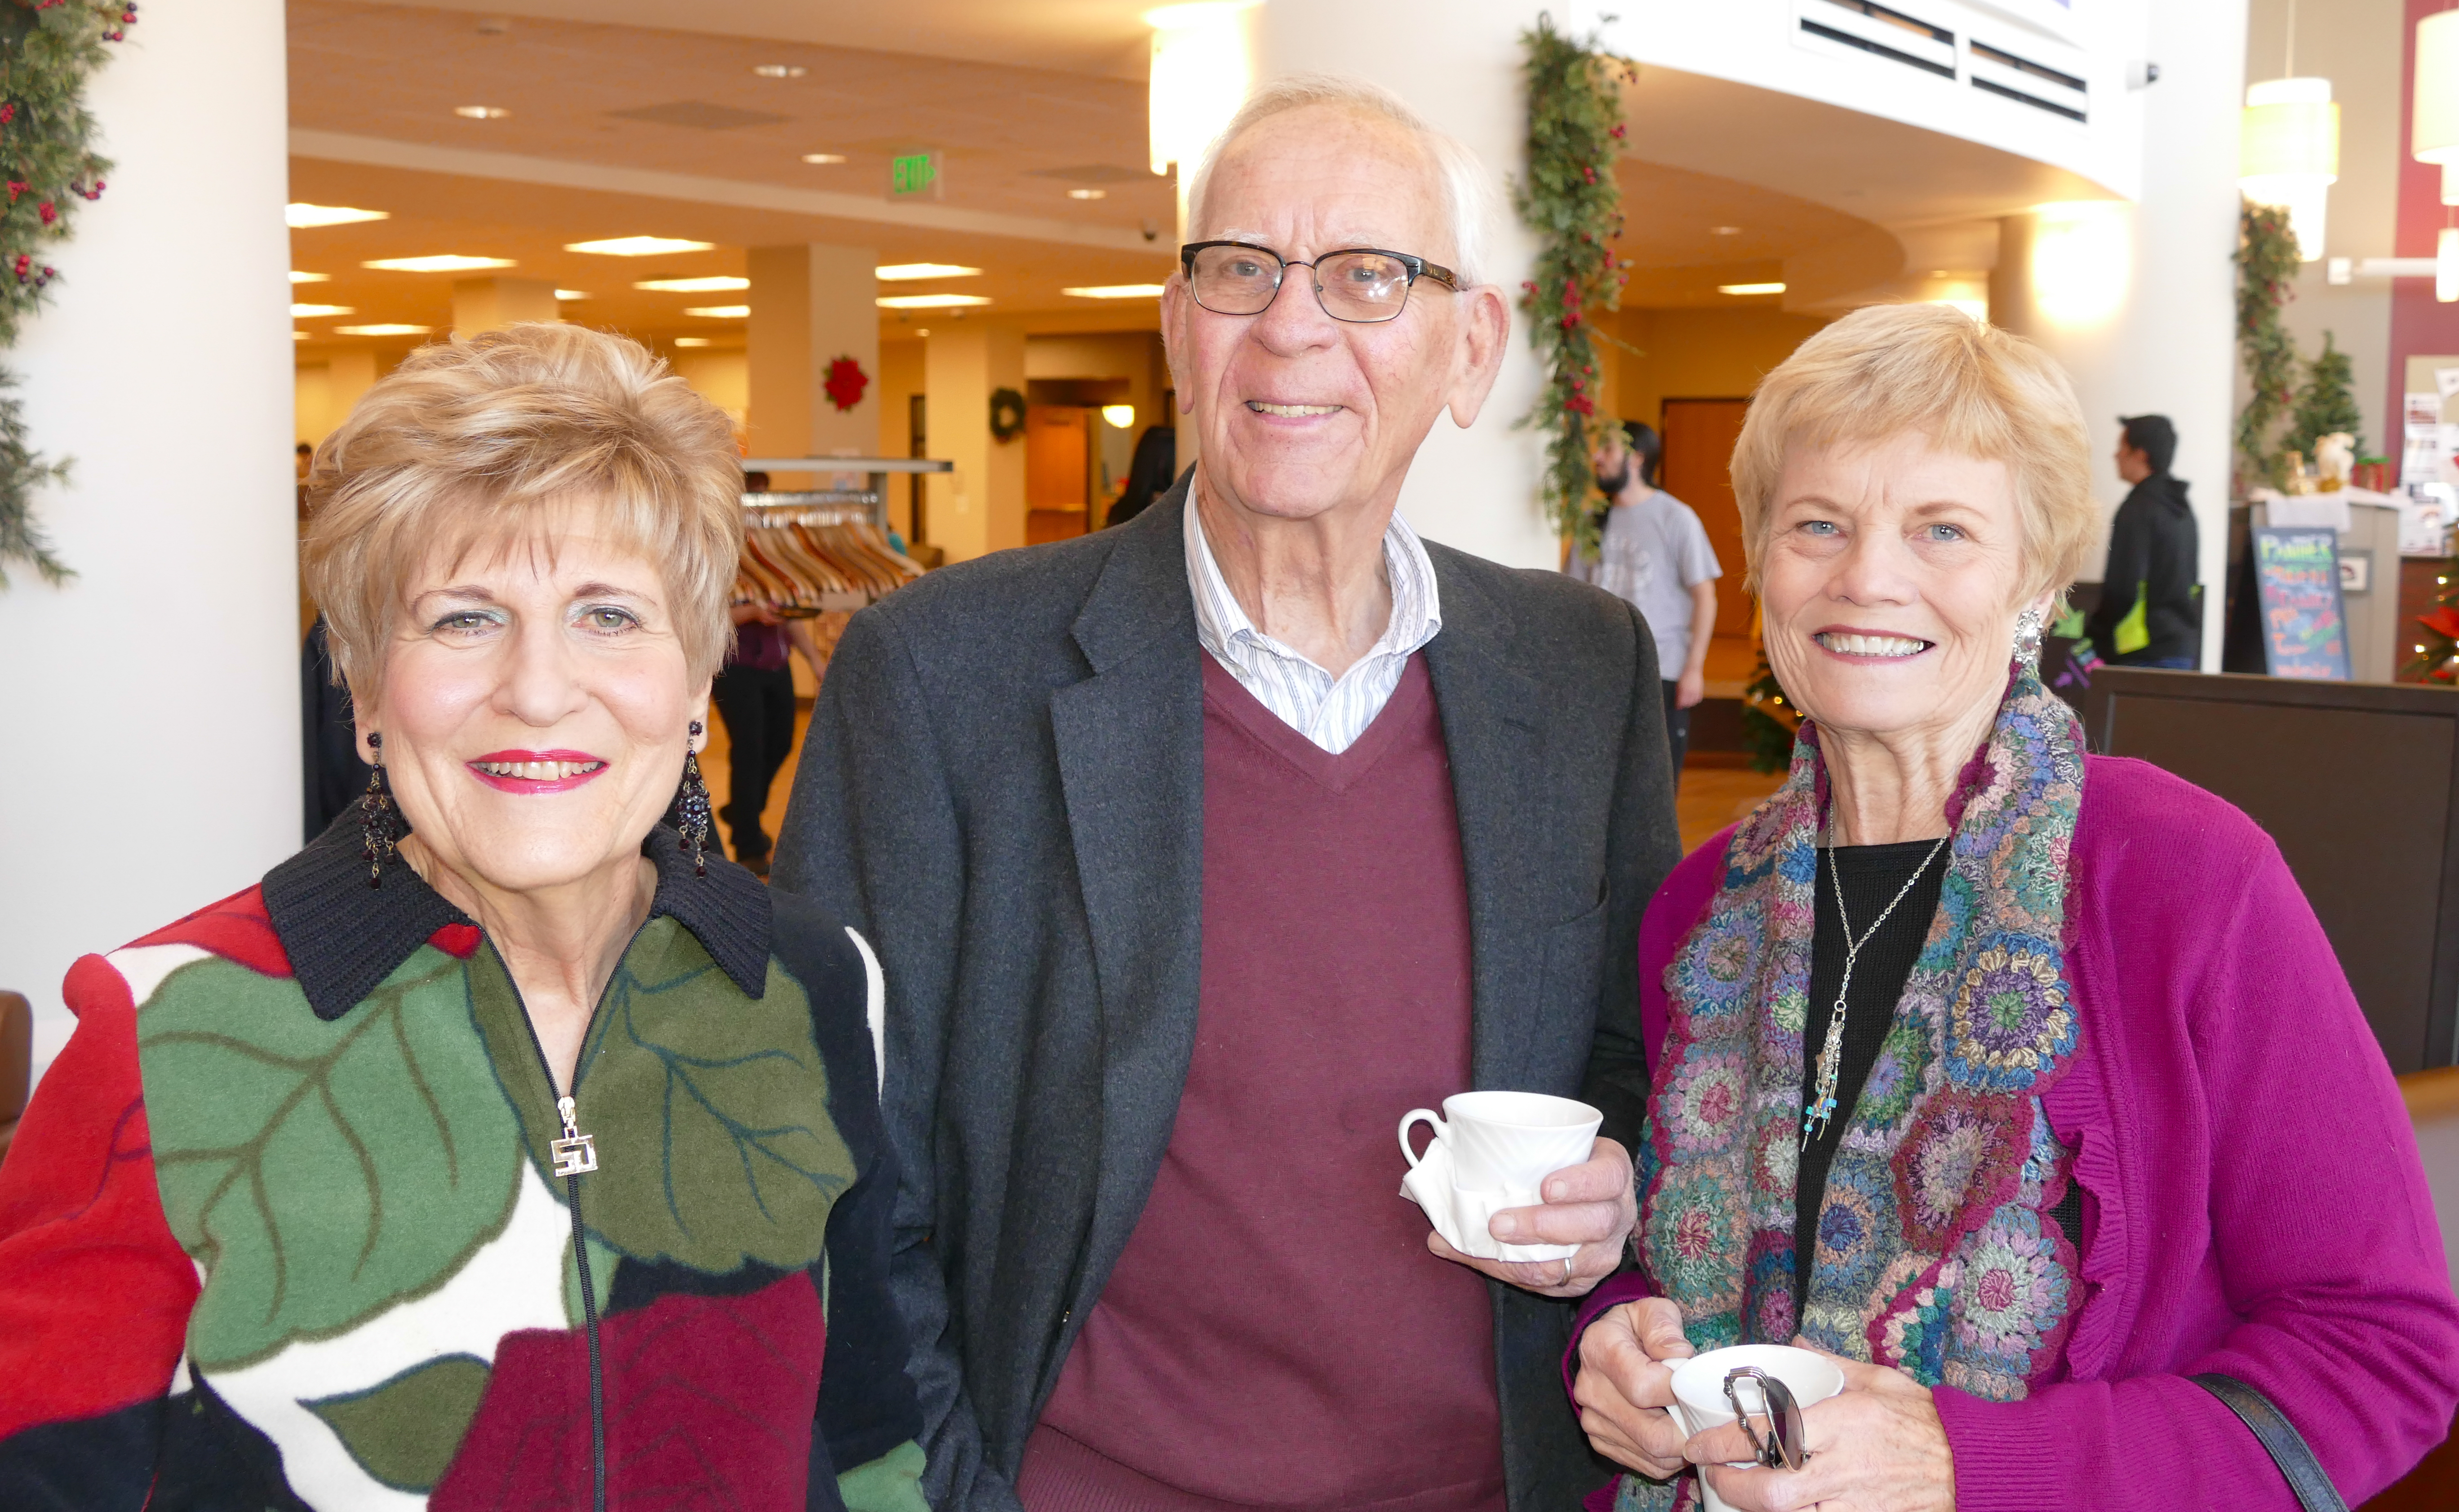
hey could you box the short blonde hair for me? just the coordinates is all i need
[303,323,742,701]
[1730,304,2094,603]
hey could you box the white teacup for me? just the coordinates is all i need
[1668,1344,1847,1512]
[1397,1091,1601,1263]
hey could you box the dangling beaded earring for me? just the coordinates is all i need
[2014,607,2046,674]
[675,719,712,877]
[362,732,401,888]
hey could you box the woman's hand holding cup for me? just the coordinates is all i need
[1686,1352,1954,1512]
[1573,1297,1696,1478]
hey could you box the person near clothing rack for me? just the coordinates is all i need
[713,470,822,877]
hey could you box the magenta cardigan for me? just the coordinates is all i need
[1571,755,2459,1509]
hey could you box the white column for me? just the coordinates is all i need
[451,276,559,337]
[1991,1,2248,668]
[747,244,878,488]
[1245,3,1555,569]
[0,0,296,1082]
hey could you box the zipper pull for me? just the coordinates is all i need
[551,1094,599,1177]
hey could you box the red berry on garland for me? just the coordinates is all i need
[38,201,56,226]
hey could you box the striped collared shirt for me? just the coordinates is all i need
[1184,493,1444,754]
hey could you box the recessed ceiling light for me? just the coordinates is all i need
[1717,282,1786,295]
[454,105,510,120]
[683,304,751,319]
[1069,188,1108,200]
[1062,284,1168,299]
[876,263,982,281]
[634,276,750,293]
[674,337,714,347]
[567,236,717,257]
[802,152,847,164]
[290,303,354,318]
[336,324,433,336]
[361,255,517,273]
[1710,225,1742,236]
[876,293,992,309]
[752,64,808,79]
[293,330,310,341]
[287,202,388,228]
[555,289,587,300]
[289,270,331,284]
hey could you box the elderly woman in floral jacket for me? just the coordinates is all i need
[0,324,924,1512]
[1570,304,2459,1511]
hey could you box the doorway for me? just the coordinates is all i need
[1658,398,1751,639]
[1026,403,1092,545]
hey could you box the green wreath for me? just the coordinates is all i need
[989,386,1026,443]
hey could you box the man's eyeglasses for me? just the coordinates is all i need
[1179,241,1459,324]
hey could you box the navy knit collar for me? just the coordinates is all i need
[262,803,772,1021]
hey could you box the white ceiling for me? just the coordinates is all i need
[384,0,1159,80]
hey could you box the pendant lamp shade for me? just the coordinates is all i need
[2415,11,2459,166]
[1146,3,1253,179]
[2241,77,2340,261]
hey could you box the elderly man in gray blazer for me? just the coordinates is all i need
[777,74,1682,1512]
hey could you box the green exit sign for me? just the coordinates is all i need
[890,152,940,199]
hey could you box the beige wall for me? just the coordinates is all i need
[670,348,749,443]
[1603,306,1830,430]
[876,337,925,540]
[747,243,879,487]
[925,319,1028,562]
[293,349,380,446]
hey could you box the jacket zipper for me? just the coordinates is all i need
[505,928,643,1512]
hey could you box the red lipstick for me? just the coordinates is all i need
[466,749,608,794]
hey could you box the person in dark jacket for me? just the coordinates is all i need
[1101,423,1177,528]
[2082,413,2201,668]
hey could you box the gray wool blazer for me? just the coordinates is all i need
[774,483,1683,1512]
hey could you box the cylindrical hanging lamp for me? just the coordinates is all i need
[2241,76,2340,261]
[2415,11,2459,167]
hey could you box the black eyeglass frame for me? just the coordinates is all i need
[1177,240,1460,324]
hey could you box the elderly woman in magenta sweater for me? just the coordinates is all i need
[1568,304,2459,1511]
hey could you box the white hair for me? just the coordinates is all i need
[1184,73,1500,288]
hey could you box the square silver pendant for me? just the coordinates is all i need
[550,1133,598,1177]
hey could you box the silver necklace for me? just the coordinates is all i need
[1802,835,1949,1149]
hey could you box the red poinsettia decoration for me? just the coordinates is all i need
[823,355,868,412]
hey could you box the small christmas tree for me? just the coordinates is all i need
[2286,331,2366,467]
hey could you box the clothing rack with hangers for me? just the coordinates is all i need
[735,493,927,618]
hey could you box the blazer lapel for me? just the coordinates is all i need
[1421,553,1550,1092]
[1048,486,1208,1311]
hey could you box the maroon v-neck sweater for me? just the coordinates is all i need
[1018,654,1506,1512]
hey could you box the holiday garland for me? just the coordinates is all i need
[0,0,131,589]
[2233,199,2301,496]
[1515,14,1633,557]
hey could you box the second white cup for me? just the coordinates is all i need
[1667,1344,1847,1512]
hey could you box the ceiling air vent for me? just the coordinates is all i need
[1796,0,1957,80]
[1968,39,2088,123]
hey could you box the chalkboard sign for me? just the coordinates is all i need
[2252,526,2352,680]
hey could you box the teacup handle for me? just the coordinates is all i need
[1398,1109,1447,1168]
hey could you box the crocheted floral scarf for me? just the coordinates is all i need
[1637,669,2086,1418]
